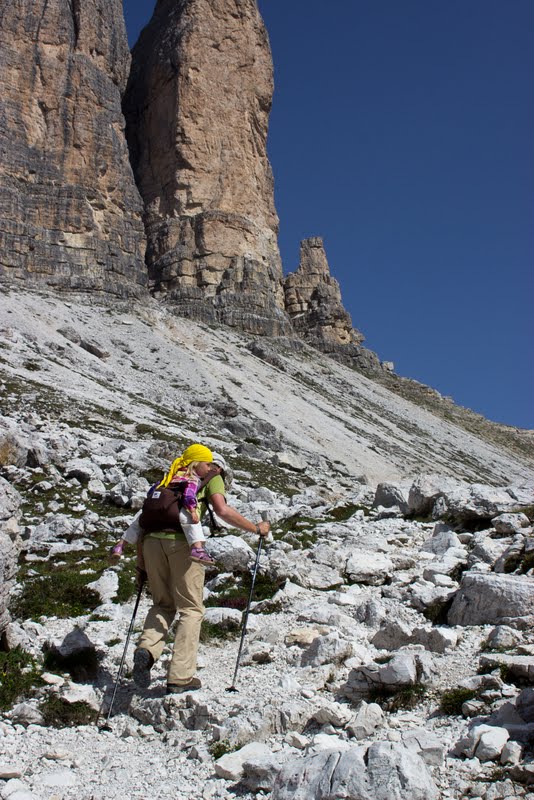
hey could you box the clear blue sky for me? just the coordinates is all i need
[123,1,533,431]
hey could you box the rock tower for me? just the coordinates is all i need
[123,0,289,335]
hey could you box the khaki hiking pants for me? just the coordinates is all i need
[137,537,205,686]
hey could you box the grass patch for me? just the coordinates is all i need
[205,572,283,611]
[199,621,238,643]
[12,571,102,620]
[228,455,309,498]
[272,514,320,548]
[440,687,477,715]
[39,696,98,727]
[15,529,138,621]
[0,647,43,711]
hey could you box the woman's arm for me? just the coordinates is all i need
[209,493,270,536]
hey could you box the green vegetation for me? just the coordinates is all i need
[13,571,102,620]
[199,621,238,643]
[228,454,310,498]
[205,572,283,612]
[368,683,427,712]
[14,531,137,621]
[272,513,320,548]
[209,739,235,759]
[39,696,98,727]
[0,647,43,711]
[328,504,369,521]
[440,687,477,715]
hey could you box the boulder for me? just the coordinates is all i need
[453,724,510,762]
[215,742,273,781]
[206,535,255,572]
[345,552,393,586]
[203,607,242,631]
[301,632,352,668]
[271,742,439,800]
[448,573,534,626]
[479,653,534,683]
[373,483,408,513]
[400,728,445,766]
[492,513,531,534]
[341,648,437,701]
[346,701,385,740]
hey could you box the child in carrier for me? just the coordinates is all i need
[109,444,217,566]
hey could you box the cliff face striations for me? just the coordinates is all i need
[123,0,289,335]
[0,0,147,296]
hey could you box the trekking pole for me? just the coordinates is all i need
[226,512,269,692]
[96,575,145,728]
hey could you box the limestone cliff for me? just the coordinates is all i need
[0,0,147,296]
[123,0,289,335]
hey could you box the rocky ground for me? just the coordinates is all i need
[0,291,533,800]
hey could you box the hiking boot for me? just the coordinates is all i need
[190,547,216,566]
[132,648,154,689]
[166,677,202,694]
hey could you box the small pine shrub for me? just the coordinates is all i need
[39,696,98,727]
[209,739,235,759]
[368,683,426,711]
[440,688,477,715]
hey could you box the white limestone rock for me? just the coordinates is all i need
[345,552,393,585]
[311,700,353,728]
[448,573,534,626]
[400,727,445,766]
[342,648,437,701]
[203,607,242,630]
[86,569,119,603]
[454,724,509,762]
[301,631,352,668]
[373,483,408,513]
[215,742,272,781]
[346,700,385,740]
[272,741,439,800]
[492,512,531,534]
[206,535,255,572]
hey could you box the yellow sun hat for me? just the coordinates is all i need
[159,444,213,487]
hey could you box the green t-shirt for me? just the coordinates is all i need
[147,473,226,540]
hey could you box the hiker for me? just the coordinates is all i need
[132,445,270,694]
[110,445,216,565]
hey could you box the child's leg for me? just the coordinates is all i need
[179,509,206,547]
[179,510,215,565]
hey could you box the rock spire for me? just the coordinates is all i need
[284,237,381,369]
[0,0,147,296]
[123,0,289,335]
[284,237,364,348]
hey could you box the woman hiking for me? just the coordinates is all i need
[132,444,270,694]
